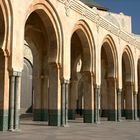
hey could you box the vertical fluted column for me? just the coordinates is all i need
[14,74,21,130]
[94,85,100,123]
[61,79,69,126]
[134,91,138,120]
[9,71,22,131]
[117,89,122,121]
[9,75,15,131]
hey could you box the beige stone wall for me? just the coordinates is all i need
[98,10,132,33]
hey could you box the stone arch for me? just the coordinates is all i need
[69,20,95,123]
[21,0,63,126]
[101,34,118,78]
[24,0,63,64]
[71,20,95,72]
[121,46,135,120]
[100,34,118,121]
[0,0,12,54]
[122,46,134,82]
[0,0,12,131]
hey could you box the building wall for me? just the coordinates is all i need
[0,0,140,131]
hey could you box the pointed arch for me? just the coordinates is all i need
[0,0,12,55]
[101,34,118,78]
[122,46,134,82]
[71,20,95,73]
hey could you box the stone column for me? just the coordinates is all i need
[107,77,117,121]
[9,71,22,131]
[134,91,138,120]
[117,89,122,121]
[14,74,21,130]
[138,85,140,118]
[94,85,100,123]
[125,81,134,120]
[83,72,94,123]
[68,80,77,120]
[9,75,15,131]
[61,79,69,126]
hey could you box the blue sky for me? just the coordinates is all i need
[96,0,140,35]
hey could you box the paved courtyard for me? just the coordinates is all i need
[1,118,140,140]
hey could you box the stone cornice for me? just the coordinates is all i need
[57,0,140,49]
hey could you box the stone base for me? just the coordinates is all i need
[108,110,117,121]
[0,109,8,131]
[100,109,117,121]
[33,109,48,121]
[48,110,61,126]
[84,110,94,123]
[138,110,140,118]
[101,109,108,117]
[68,109,76,120]
[125,110,134,120]
[77,109,83,116]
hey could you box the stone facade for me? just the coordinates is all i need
[0,0,140,131]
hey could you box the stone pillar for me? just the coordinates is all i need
[94,85,100,123]
[48,63,61,126]
[9,75,15,131]
[14,75,21,130]
[138,85,140,118]
[68,80,77,120]
[61,79,69,126]
[83,72,94,123]
[107,77,117,121]
[9,71,21,131]
[125,81,134,120]
[134,91,138,120]
[0,55,9,131]
[117,89,122,121]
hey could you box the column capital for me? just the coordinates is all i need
[133,91,138,95]
[95,84,101,89]
[117,89,122,94]
[61,78,70,84]
[9,70,22,77]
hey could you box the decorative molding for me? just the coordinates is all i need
[57,0,140,49]
[65,0,72,16]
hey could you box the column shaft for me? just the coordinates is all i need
[14,76,21,130]
[9,76,15,131]
[94,85,100,123]
[134,91,138,120]
[117,89,122,121]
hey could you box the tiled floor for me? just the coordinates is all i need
[0,118,140,140]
